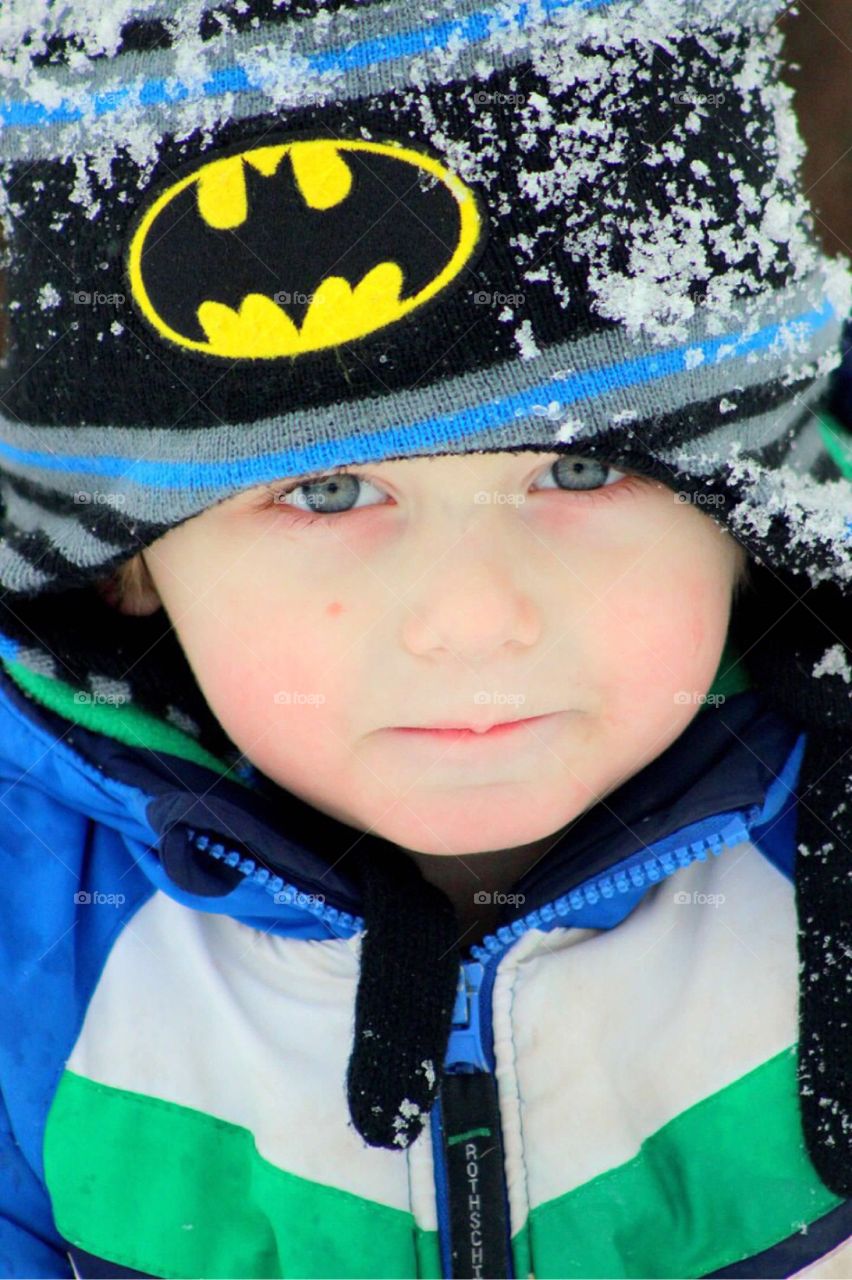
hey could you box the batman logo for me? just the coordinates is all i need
[125,134,487,360]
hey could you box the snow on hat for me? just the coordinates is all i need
[0,0,850,1186]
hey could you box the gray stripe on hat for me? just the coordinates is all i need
[656,392,821,474]
[0,543,56,593]
[0,268,838,518]
[0,0,782,164]
[775,411,836,476]
[0,485,127,566]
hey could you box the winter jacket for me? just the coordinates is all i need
[1,631,852,1280]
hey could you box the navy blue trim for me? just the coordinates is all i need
[702,1197,852,1277]
[66,1245,154,1278]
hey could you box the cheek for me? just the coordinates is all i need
[594,565,731,705]
[196,588,358,750]
[678,576,729,657]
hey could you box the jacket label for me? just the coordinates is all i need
[440,1071,513,1279]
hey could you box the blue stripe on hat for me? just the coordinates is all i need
[0,0,613,130]
[0,297,837,490]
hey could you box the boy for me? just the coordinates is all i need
[0,1,850,1277]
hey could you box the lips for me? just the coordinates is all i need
[395,714,551,736]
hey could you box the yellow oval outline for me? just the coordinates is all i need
[126,138,483,358]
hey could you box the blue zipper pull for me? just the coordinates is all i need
[446,961,490,1073]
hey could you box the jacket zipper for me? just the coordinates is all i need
[429,810,759,1278]
[433,958,514,1279]
[186,807,760,1278]
[185,807,757,953]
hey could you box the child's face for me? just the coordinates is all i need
[135,452,746,856]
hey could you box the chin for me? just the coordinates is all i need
[369,784,594,857]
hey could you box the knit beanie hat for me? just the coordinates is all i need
[0,0,850,1193]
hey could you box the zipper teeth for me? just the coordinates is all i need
[467,811,757,964]
[187,808,757,957]
[184,827,365,933]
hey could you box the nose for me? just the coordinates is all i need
[399,517,541,661]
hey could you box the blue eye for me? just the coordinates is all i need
[538,456,626,491]
[273,472,385,515]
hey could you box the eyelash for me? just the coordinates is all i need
[261,463,643,526]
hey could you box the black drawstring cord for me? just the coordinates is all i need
[343,838,462,1149]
